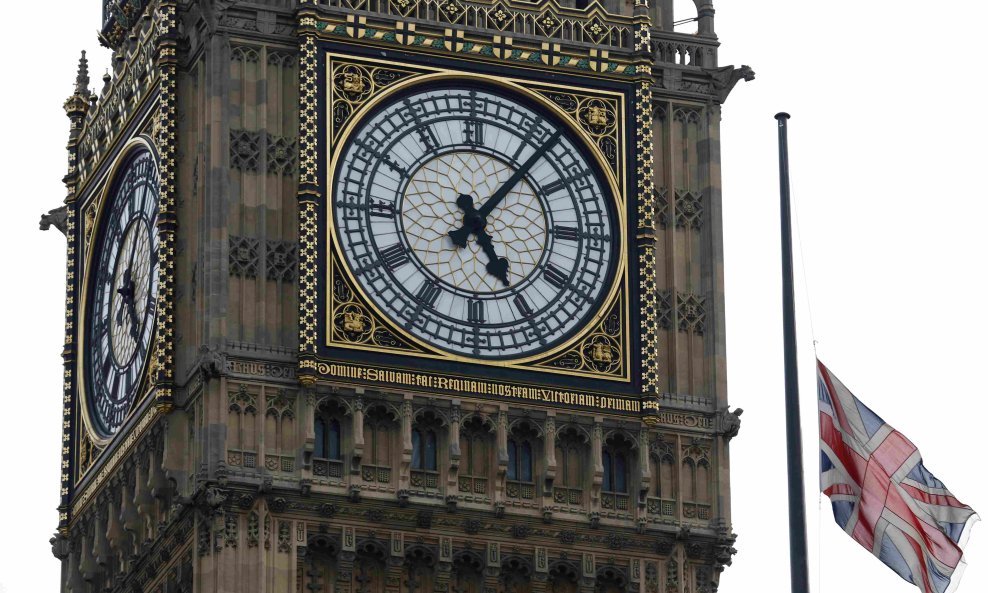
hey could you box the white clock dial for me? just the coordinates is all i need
[85,148,160,436]
[333,85,616,359]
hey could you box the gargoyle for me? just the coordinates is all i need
[39,206,69,236]
[717,407,744,440]
[706,65,756,103]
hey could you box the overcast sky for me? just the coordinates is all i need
[1,1,984,592]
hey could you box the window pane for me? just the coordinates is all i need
[314,418,326,458]
[615,452,627,493]
[602,451,612,492]
[425,430,437,471]
[507,440,517,481]
[329,419,341,460]
[520,442,533,482]
[412,429,422,469]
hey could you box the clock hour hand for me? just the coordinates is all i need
[115,269,135,326]
[448,193,510,286]
[125,299,141,342]
[448,193,477,249]
[474,228,510,287]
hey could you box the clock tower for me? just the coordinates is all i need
[45,1,751,592]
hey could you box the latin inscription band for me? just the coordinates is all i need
[314,361,641,412]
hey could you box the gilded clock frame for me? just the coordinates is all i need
[321,55,631,383]
[76,135,161,448]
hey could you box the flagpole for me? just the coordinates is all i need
[776,112,810,593]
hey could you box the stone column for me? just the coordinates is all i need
[484,542,501,593]
[352,395,365,468]
[579,552,595,593]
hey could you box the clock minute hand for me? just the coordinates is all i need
[476,129,562,220]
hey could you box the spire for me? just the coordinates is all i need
[64,49,92,122]
[74,50,90,96]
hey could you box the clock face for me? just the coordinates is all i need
[85,148,160,437]
[333,84,617,359]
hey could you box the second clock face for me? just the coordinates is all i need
[86,147,160,437]
[333,84,617,359]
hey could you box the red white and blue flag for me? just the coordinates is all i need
[818,360,978,593]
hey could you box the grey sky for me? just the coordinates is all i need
[1,2,983,592]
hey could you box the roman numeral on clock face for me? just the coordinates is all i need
[415,280,441,307]
[543,264,568,289]
[553,226,580,242]
[513,294,534,318]
[369,200,396,219]
[541,178,567,196]
[380,243,410,271]
[464,120,484,146]
[467,299,485,324]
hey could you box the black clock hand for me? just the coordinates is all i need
[448,130,563,248]
[126,299,141,342]
[447,194,510,285]
[474,228,510,287]
[476,129,562,219]
[115,268,134,326]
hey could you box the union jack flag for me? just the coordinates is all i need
[818,360,978,593]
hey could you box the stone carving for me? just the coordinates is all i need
[224,513,238,548]
[40,206,69,235]
[706,65,756,103]
[675,190,703,230]
[247,511,259,547]
[278,520,291,553]
[266,240,298,282]
[230,129,261,171]
[267,135,297,175]
[717,408,743,440]
[229,236,260,278]
[677,293,705,334]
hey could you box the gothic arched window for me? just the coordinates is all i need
[647,438,677,517]
[362,406,396,484]
[507,439,533,482]
[412,427,438,471]
[506,422,539,500]
[554,427,588,506]
[314,417,341,460]
[602,434,634,494]
[411,411,444,491]
[459,417,493,496]
[682,441,712,520]
[601,433,634,512]
[313,400,346,478]
[602,449,628,493]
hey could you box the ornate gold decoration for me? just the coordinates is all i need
[298,17,320,363]
[535,295,626,378]
[315,60,629,383]
[77,432,102,477]
[299,35,319,188]
[309,5,643,79]
[533,89,620,176]
[329,62,415,144]
[151,1,179,410]
[84,202,97,244]
[634,60,659,395]
[438,0,466,24]
[536,9,561,37]
[329,251,422,353]
[77,24,158,189]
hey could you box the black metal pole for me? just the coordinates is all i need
[776,112,810,593]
